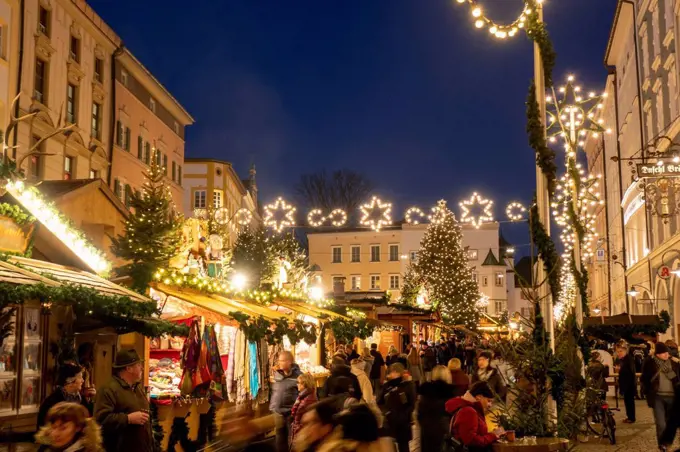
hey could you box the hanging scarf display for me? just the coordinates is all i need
[248,341,260,398]
[179,319,202,395]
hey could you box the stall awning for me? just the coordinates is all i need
[583,313,662,326]
[365,318,403,331]
[9,256,148,302]
[153,283,293,322]
[0,260,60,287]
[274,300,350,321]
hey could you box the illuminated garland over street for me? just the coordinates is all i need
[5,180,111,275]
[453,0,539,40]
[153,268,334,307]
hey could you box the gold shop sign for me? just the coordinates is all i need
[0,215,34,254]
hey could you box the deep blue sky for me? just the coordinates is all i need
[92,0,615,251]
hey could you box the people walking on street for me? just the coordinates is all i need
[361,347,374,377]
[36,402,103,452]
[38,363,93,428]
[614,343,637,423]
[471,351,506,401]
[377,363,416,452]
[369,343,385,393]
[291,398,340,452]
[641,342,680,449]
[420,342,436,382]
[446,381,503,452]
[270,351,303,452]
[406,344,423,388]
[587,351,610,394]
[290,373,318,448]
[94,349,152,452]
[448,358,470,397]
[417,365,455,452]
[323,356,363,401]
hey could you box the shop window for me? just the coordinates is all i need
[0,305,44,415]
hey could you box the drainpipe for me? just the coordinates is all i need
[107,45,125,186]
[607,65,630,314]
[12,0,25,156]
[601,135,613,315]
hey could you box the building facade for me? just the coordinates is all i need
[14,0,121,184]
[307,222,530,318]
[7,0,190,211]
[586,0,680,339]
[182,158,259,245]
[109,49,193,211]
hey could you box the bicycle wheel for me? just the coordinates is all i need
[605,412,616,445]
[586,408,606,437]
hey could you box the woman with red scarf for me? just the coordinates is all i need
[289,373,318,448]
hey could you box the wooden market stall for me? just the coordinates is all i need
[148,283,335,449]
[0,256,163,434]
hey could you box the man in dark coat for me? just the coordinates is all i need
[94,349,152,452]
[641,342,680,448]
[377,363,416,452]
[322,356,362,401]
[614,344,637,423]
[369,343,385,392]
[270,351,302,452]
[38,362,93,428]
[420,342,436,381]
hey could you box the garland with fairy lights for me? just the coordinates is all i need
[530,203,560,303]
[328,318,375,345]
[153,268,333,307]
[0,282,188,337]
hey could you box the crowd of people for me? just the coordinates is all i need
[262,336,510,452]
[36,349,153,452]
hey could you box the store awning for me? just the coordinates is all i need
[9,256,148,302]
[153,284,293,322]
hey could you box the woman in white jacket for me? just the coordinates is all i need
[350,358,383,426]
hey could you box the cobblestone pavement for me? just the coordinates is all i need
[411,398,674,452]
[574,398,672,451]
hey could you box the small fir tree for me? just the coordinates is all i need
[406,200,480,328]
[111,151,183,293]
[231,227,308,288]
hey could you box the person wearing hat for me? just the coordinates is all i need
[446,381,503,451]
[38,362,92,428]
[641,341,680,450]
[94,349,153,452]
[471,351,506,401]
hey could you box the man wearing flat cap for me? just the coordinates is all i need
[94,349,153,452]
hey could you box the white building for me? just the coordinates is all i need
[308,221,532,318]
[586,0,680,339]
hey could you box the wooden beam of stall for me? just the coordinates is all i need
[203,292,295,321]
[273,300,351,322]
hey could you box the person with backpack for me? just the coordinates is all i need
[445,381,503,452]
[377,363,416,452]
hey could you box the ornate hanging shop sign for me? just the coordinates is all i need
[0,215,34,254]
[637,163,680,178]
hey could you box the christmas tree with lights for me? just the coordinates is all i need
[407,200,480,328]
[111,151,183,293]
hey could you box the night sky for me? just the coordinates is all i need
[91,0,615,252]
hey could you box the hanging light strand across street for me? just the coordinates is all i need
[453,0,541,39]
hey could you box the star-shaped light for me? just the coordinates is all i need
[263,197,296,233]
[459,192,494,228]
[360,196,392,231]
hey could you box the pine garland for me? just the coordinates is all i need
[0,282,188,337]
[526,82,557,197]
[228,311,317,346]
[525,0,556,89]
[529,204,560,303]
[0,202,35,225]
[584,310,671,343]
[328,318,375,344]
[150,402,164,452]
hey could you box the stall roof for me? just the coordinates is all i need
[9,256,148,302]
[153,284,293,322]
[583,313,661,326]
[274,300,350,321]
[0,259,60,287]
[365,318,403,330]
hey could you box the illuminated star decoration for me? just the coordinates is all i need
[459,192,494,228]
[360,196,392,231]
[263,197,296,233]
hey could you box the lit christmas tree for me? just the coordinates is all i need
[406,200,480,328]
[111,150,183,293]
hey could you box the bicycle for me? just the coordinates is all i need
[577,389,617,445]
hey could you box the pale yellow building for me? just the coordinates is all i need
[307,222,525,317]
[183,158,260,245]
[14,0,121,183]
